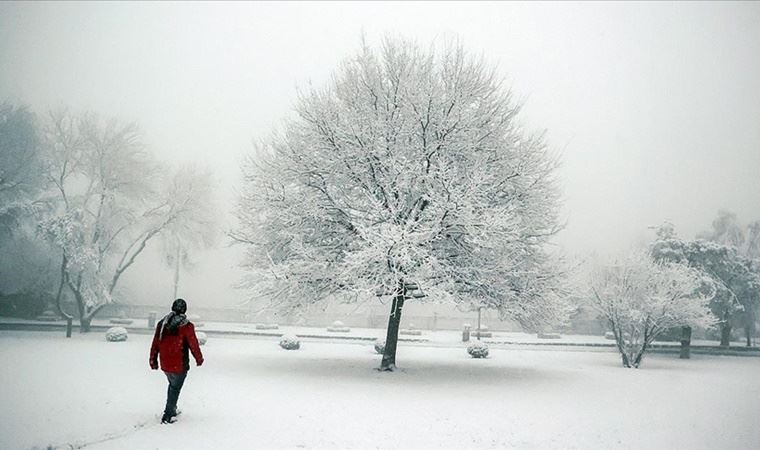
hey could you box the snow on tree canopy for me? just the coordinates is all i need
[233,38,571,369]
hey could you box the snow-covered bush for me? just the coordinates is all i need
[400,328,422,336]
[105,327,128,342]
[36,309,59,322]
[588,251,716,368]
[374,339,385,354]
[279,334,301,350]
[109,310,131,324]
[471,329,492,338]
[400,322,422,335]
[188,314,204,327]
[467,341,489,358]
[537,332,561,339]
[327,320,350,332]
[196,331,208,346]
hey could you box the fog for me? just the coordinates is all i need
[1,1,759,307]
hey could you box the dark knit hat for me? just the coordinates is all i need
[171,298,187,314]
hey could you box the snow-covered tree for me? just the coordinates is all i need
[0,103,44,236]
[588,251,715,368]
[39,111,216,331]
[0,104,63,316]
[233,38,569,370]
[653,218,760,347]
[159,165,218,300]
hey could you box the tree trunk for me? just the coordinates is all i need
[744,306,755,347]
[172,244,181,300]
[679,326,692,359]
[380,287,405,371]
[610,323,631,368]
[71,287,88,333]
[720,322,732,347]
[54,255,73,320]
[80,316,92,333]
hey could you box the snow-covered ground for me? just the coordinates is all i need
[1,331,758,450]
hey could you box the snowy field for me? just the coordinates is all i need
[1,331,759,450]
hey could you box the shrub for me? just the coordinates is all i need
[326,320,350,332]
[188,314,205,327]
[537,332,561,339]
[109,318,133,325]
[400,329,422,335]
[279,334,301,350]
[467,341,489,358]
[196,331,208,346]
[105,327,128,342]
[36,309,60,322]
[374,339,385,354]
[471,330,492,338]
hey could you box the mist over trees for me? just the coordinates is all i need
[0,106,218,330]
[233,38,570,370]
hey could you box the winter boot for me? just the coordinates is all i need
[161,413,177,424]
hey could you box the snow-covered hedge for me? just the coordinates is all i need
[400,329,422,336]
[537,332,561,339]
[374,339,385,354]
[105,327,128,342]
[188,314,205,328]
[279,334,301,350]
[471,330,492,338]
[196,331,208,346]
[109,318,133,325]
[36,310,59,322]
[326,320,350,332]
[467,341,489,358]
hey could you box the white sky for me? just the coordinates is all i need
[1,1,759,306]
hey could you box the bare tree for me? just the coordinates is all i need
[588,251,715,368]
[233,38,569,370]
[159,165,218,300]
[40,112,215,331]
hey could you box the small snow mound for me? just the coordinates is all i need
[467,341,489,358]
[279,334,301,350]
[327,320,350,332]
[374,339,386,354]
[105,327,128,342]
[537,332,561,339]
[196,331,208,346]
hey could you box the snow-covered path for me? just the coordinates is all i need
[1,331,758,449]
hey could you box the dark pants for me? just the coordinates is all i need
[164,371,187,416]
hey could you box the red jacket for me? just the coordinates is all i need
[149,318,204,373]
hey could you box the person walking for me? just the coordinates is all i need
[149,298,204,424]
